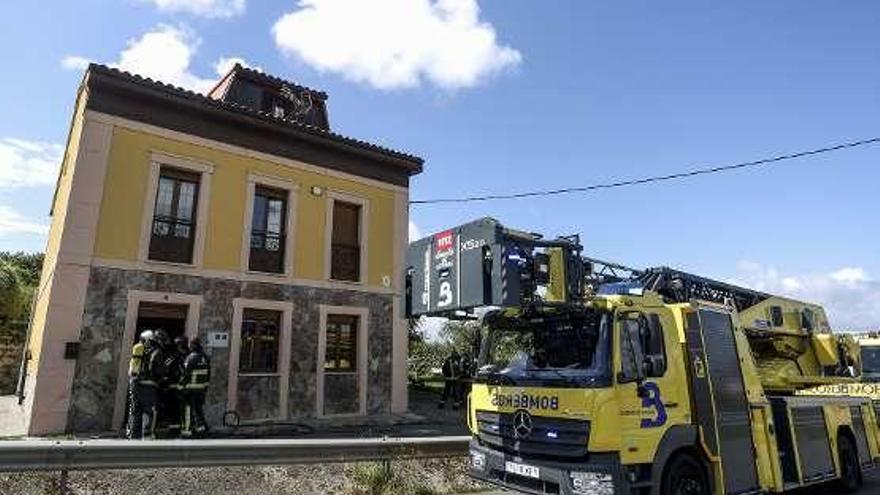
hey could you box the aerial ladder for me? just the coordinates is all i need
[406,217,879,495]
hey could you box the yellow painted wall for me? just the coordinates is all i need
[93,126,399,286]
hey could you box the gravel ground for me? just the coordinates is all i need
[0,458,490,495]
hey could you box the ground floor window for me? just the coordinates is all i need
[324,314,359,372]
[239,309,281,373]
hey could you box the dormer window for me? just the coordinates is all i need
[273,104,285,119]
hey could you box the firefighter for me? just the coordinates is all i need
[127,330,162,439]
[126,330,150,439]
[438,350,461,410]
[456,352,473,406]
[161,336,188,437]
[181,337,211,438]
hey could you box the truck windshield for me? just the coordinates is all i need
[474,312,612,388]
[862,347,880,375]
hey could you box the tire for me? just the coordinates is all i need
[836,434,862,493]
[661,453,710,495]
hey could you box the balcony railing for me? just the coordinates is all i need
[249,231,285,274]
[331,244,360,282]
[149,216,195,264]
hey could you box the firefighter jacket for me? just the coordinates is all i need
[164,350,185,390]
[130,343,164,387]
[129,342,145,378]
[182,350,211,390]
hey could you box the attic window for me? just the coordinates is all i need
[770,306,784,327]
[801,309,815,332]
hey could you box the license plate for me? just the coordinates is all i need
[505,461,540,479]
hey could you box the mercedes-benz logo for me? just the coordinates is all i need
[513,410,533,439]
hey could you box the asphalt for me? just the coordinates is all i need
[467,469,880,494]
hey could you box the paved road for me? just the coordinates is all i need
[470,469,880,494]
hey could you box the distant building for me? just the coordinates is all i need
[8,64,422,435]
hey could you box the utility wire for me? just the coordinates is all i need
[410,136,880,205]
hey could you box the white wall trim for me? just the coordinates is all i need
[137,154,214,268]
[111,291,203,429]
[240,173,299,277]
[227,298,293,421]
[323,191,369,284]
[316,305,369,418]
[86,110,409,194]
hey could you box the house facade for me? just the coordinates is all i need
[10,64,422,435]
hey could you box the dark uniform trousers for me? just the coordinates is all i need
[127,342,159,440]
[181,364,210,438]
[181,387,207,438]
[128,380,158,440]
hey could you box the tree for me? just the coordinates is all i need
[0,252,43,338]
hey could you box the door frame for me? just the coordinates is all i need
[112,290,202,429]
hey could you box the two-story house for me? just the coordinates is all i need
[10,63,422,435]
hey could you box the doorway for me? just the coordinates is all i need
[135,302,188,342]
[112,291,202,431]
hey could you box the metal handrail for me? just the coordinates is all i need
[0,436,471,472]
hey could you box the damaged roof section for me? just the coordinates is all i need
[83,64,423,187]
[208,63,331,131]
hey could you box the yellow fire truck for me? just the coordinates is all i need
[406,218,879,495]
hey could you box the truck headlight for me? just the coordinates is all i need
[570,471,614,495]
[470,451,486,471]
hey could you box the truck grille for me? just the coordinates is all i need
[476,410,590,458]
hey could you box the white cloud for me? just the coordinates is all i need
[0,206,48,236]
[273,0,522,90]
[408,220,422,241]
[145,0,245,18]
[61,25,253,94]
[733,261,880,331]
[213,57,261,78]
[61,56,90,71]
[0,138,62,189]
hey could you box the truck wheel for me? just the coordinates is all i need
[836,434,862,493]
[661,453,709,495]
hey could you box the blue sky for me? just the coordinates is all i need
[0,1,878,328]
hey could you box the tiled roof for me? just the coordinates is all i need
[87,64,424,168]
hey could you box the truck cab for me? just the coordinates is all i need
[467,292,698,495]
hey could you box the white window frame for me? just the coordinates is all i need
[324,191,369,284]
[316,305,369,417]
[240,173,299,277]
[138,152,213,268]
[111,290,202,429]
[227,298,293,422]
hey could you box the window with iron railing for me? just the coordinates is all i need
[239,309,281,374]
[249,186,288,274]
[149,167,200,264]
[330,201,361,282]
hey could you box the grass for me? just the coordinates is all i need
[347,458,488,495]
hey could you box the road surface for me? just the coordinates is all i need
[471,469,880,494]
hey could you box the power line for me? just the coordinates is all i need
[410,136,880,205]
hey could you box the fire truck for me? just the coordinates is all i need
[406,218,879,495]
